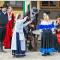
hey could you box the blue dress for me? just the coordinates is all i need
[36,21,56,55]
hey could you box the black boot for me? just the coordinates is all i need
[42,53,47,56]
[0,42,3,52]
[47,53,50,55]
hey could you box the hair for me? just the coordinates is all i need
[43,13,49,20]
[0,7,2,10]
[7,5,13,10]
[17,14,21,19]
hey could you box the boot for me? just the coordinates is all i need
[0,42,3,52]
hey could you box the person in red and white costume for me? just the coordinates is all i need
[3,6,15,49]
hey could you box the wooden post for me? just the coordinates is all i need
[37,1,40,10]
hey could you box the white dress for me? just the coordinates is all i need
[11,16,32,51]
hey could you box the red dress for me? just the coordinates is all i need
[3,13,14,49]
[57,32,60,44]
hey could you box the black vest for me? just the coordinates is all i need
[0,11,8,27]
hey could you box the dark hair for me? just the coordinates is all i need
[17,14,21,19]
[7,5,13,10]
[0,7,3,10]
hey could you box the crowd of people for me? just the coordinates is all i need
[0,5,60,58]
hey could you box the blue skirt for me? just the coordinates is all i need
[40,29,56,54]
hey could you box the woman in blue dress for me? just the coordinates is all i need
[36,13,56,56]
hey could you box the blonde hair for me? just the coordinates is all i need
[43,13,49,20]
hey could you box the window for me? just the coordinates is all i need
[15,1,23,7]
[40,1,57,8]
[50,1,56,6]
[42,1,49,6]
[7,1,23,8]
[31,1,37,8]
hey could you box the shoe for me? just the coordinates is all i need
[42,53,47,56]
[58,50,60,52]
[12,53,15,55]
[47,53,50,55]
[0,50,4,52]
[21,54,26,57]
[14,55,20,58]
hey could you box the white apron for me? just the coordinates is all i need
[11,31,17,50]
[11,31,26,50]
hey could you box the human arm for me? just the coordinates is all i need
[24,20,32,27]
[22,16,28,23]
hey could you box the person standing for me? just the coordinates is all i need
[56,18,60,52]
[3,6,14,49]
[0,6,8,52]
[11,14,33,57]
[36,13,56,56]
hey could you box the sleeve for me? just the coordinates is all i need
[36,24,47,29]
[23,21,32,27]
[17,16,28,23]
[36,24,44,33]
[22,16,28,22]
[36,21,45,29]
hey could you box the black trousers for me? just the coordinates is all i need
[0,28,6,51]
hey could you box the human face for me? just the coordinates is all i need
[43,13,49,21]
[2,8,7,13]
[7,6,12,13]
